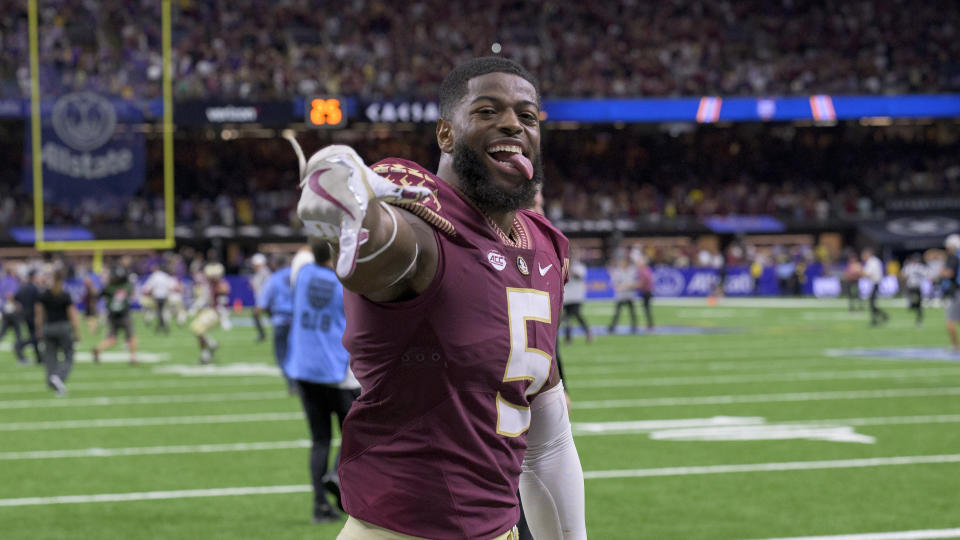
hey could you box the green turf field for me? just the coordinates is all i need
[1,298,959,539]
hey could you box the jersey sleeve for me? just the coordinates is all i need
[371,158,457,238]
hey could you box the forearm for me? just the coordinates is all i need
[337,203,430,299]
[520,382,587,539]
[68,306,81,336]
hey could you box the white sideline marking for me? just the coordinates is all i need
[0,485,312,507]
[574,416,876,444]
[62,351,169,364]
[753,528,960,539]
[571,367,960,389]
[573,414,960,436]
[573,387,960,409]
[152,364,281,377]
[0,411,303,432]
[0,377,281,395]
[0,391,289,410]
[3,454,959,507]
[0,439,323,460]
[6,414,959,461]
[581,454,960,479]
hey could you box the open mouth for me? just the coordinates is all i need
[485,144,533,180]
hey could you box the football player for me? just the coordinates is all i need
[285,57,585,539]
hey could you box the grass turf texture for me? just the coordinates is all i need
[1,298,958,539]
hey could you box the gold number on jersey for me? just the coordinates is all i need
[496,288,552,437]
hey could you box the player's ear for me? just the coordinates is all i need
[436,118,454,154]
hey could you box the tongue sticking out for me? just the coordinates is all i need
[507,153,534,180]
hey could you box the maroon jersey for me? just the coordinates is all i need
[340,158,569,539]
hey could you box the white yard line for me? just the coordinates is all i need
[752,528,960,540]
[573,386,960,409]
[0,391,289,410]
[0,439,323,460]
[570,367,960,388]
[2,454,958,507]
[0,485,313,507]
[0,377,281,395]
[4,414,959,460]
[572,414,960,436]
[0,411,303,432]
[581,454,960,479]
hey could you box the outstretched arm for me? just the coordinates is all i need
[285,137,438,302]
[520,382,587,539]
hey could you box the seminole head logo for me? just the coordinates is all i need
[51,92,117,152]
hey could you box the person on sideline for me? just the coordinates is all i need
[35,269,81,395]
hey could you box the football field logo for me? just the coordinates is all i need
[51,92,117,152]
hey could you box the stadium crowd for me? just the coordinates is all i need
[2,0,958,100]
[2,122,956,231]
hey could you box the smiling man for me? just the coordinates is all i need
[285,57,586,539]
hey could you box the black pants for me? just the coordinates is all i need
[272,324,292,390]
[640,291,654,329]
[0,312,24,360]
[906,286,923,323]
[295,380,359,516]
[42,321,75,384]
[155,298,168,332]
[562,303,590,341]
[17,318,40,364]
[869,284,888,325]
[609,299,636,332]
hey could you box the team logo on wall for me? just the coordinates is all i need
[517,256,529,275]
[487,249,506,271]
[306,278,335,309]
[51,92,117,152]
[653,268,686,297]
[886,216,960,236]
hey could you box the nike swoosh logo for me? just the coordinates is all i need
[307,168,356,220]
[538,263,553,276]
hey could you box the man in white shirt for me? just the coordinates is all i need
[142,264,175,334]
[563,252,592,343]
[861,248,889,326]
[900,253,927,325]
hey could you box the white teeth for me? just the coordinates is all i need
[487,144,522,155]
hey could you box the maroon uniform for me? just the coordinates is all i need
[340,159,569,539]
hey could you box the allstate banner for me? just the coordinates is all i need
[23,92,146,203]
[586,264,823,298]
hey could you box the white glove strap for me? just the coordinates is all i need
[520,382,587,539]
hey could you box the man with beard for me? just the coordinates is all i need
[285,57,586,539]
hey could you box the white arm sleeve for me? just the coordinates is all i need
[520,382,587,539]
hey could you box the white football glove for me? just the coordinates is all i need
[285,135,432,279]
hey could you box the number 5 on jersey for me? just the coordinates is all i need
[497,288,552,437]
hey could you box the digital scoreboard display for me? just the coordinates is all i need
[305,97,346,128]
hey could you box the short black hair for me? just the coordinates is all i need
[438,56,540,119]
[309,237,332,265]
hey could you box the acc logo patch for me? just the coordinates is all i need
[487,249,506,271]
[306,278,335,309]
[51,91,117,152]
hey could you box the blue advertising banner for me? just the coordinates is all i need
[22,92,146,204]
[586,264,823,298]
